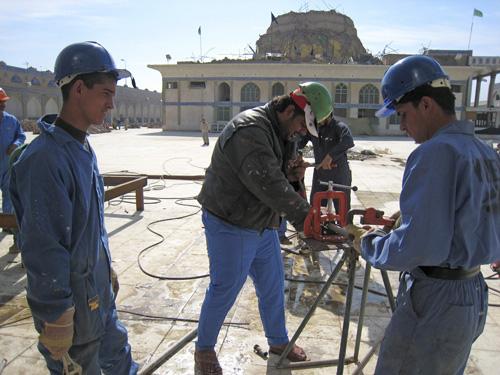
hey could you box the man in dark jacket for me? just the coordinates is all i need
[299,115,354,210]
[195,82,333,375]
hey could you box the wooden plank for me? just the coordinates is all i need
[146,174,205,181]
[0,213,17,229]
[1,176,148,230]
[104,176,147,203]
[103,174,146,186]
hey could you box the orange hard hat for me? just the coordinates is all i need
[0,88,10,101]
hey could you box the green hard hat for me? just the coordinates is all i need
[299,82,333,124]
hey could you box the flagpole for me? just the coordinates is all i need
[467,14,474,50]
[199,28,203,62]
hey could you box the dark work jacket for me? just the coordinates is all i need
[197,104,310,231]
[299,118,354,207]
[299,118,354,183]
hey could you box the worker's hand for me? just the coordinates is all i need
[316,154,337,170]
[345,224,370,253]
[382,210,401,232]
[6,144,17,156]
[39,306,75,360]
[111,267,119,297]
[287,156,307,182]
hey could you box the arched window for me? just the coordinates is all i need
[334,83,347,104]
[31,77,41,86]
[11,75,22,84]
[358,84,380,118]
[359,84,379,104]
[240,83,260,112]
[241,83,260,102]
[217,82,230,101]
[271,82,284,98]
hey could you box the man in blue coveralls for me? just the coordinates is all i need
[10,41,138,374]
[347,55,500,374]
[195,82,333,374]
[0,87,25,251]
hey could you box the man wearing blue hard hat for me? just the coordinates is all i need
[347,55,499,374]
[10,41,138,374]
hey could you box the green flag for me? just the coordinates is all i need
[473,8,483,17]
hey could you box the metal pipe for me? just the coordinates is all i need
[276,253,347,368]
[352,340,382,375]
[380,270,396,312]
[0,359,7,375]
[279,356,356,370]
[354,263,372,361]
[336,250,357,375]
[138,328,198,375]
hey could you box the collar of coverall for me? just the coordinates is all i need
[55,117,87,144]
[290,90,318,137]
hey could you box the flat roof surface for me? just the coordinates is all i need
[0,128,498,374]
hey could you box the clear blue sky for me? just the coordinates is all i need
[1,0,499,93]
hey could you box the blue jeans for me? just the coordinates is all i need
[38,307,138,375]
[196,210,289,350]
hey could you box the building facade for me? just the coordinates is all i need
[149,61,478,135]
[0,61,162,127]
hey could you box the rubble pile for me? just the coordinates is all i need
[301,145,379,161]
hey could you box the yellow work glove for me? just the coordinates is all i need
[39,306,75,360]
[111,267,119,297]
[345,224,368,254]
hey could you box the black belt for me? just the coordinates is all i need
[419,266,481,280]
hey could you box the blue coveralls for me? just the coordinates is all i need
[10,116,138,375]
[361,121,499,375]
[299,119,354,210]
[0,110,25,213]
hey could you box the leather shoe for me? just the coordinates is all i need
[194,350,223,375]
[269,343,308,362]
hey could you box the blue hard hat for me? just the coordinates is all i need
[376,55,449,118]
[54,41,131,87]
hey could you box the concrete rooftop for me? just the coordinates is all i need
[0,128,499,374]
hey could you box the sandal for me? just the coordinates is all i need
[194,350,223,375]
[269,343,308,362]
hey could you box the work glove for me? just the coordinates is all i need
[111,267,119,297]
[382,210,401,232]
[39,306,75,360]
[345,224,369,254]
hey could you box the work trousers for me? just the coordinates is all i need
[196,210,289,350]
[39,305,138,375]
[202,131,209,145]
[1,170,13,213]
[375,268,488,375]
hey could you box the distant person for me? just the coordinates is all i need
[195,82,334,374]
[200,117,209,146]
[347,55,499,375]
[10,41,138,374]
[298,111,354,211]
[0,87,25,251]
